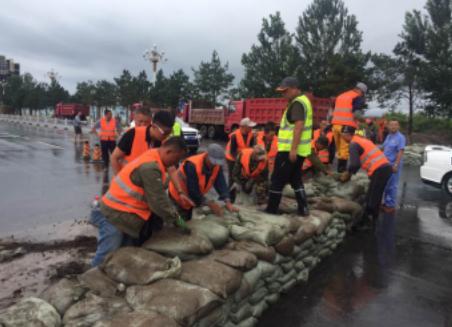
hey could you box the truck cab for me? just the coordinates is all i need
[420,145,452,196]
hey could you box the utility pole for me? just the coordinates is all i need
[143,44,167,84]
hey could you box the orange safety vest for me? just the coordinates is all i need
[240,148,267,179]
[351,135,389,176]
[332,90,360,128]
[102,149,167,220]
[225,130,254,161]
[124,126,149,163]
[302,146,330,170]
[169,152,220,210]
[99,117,117,141]
[256,131,278,158]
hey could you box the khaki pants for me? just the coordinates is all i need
[332,124,350,160]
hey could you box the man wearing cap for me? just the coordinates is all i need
[266,76,313,216]
[225,117,256,186]
[231,145,269,205]
[339,126,392,229]
[169,143,239,220]
[331,82,368,172]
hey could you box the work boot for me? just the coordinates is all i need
[295,189,310,217]
[337,159,347,173]
[265,192,282,215]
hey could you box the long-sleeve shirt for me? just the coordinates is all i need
[184,161,230,206]
[229,133,255,159]
[232,153,269,186]
[100,161,178,238]
[348,142,390,175]
[352,96,366,111]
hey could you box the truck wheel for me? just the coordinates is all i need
[199,125,208,138]
[207,126,216,139]
[443,173,452,196]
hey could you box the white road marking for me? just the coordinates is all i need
[37,141,64,149]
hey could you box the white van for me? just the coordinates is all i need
[420,145,452,196]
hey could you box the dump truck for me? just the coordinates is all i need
[55,103,90,118]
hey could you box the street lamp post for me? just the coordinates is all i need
[143,44,167,84]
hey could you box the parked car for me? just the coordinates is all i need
[178,118,201,154]
[420,145,452,196]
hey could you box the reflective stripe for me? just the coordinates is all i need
[333,116,355,122]
[113,176,145,202]
[334,107,352,113]
[104,192,147,211]
[360,147,379,165]
[278,138,311,145]
[368,153,386,165]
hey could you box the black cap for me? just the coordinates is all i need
[341,125,356,134]
[276,76,300,92]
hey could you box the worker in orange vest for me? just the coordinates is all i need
[91,109,121,168]
[225,117,256,187]
[302,135,331,176]
[255,122,278,173]
[169,143,239,220]
[231,145,268,205]
[331,82,367,172]
[339,126,392,230]
[91,137,189,266]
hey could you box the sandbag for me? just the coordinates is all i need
[274,235,295,256]
[178,258,242,299]
[187,219,230,248]
[229,303,253,324]
[126,279,222,326]
[267,281,281,293]
[229,222,284,246]
[281,279,297,293]
[252,301,268,318]
[310,210,333,235]
[237,317,258,327]
[63,293,131,327]
[0,297,61,327]
[93,311,179,327]
[226,241,276,262]
[101,247,181,285]
[40,277,87,316]
[296,269,309,283]
[233,278,253,302]
[78,267,119,297]
[265,293,280,304]
[329,197,363,220]
[248,287,268,305]
[236,206,292,234]
[281,261,295,273]
[209,249,258,271]
[142,227,213,260]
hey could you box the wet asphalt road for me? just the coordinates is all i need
[1,121,452,326]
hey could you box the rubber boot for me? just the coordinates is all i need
[265,192,282,215]
[295,189,310,217]
[337,159,347,173]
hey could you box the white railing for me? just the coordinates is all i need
[0,114,93,131]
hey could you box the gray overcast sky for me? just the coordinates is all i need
[0,0,426,93]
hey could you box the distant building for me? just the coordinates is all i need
[0,55,20,81]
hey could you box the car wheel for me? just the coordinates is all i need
[199,125,207,138]
[443,173,452,196]
[207,126,216,139]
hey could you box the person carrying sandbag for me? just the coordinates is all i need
[338,126,392,230]
[91,137,190,267]
[230,145,269,205]
[169,143,239,220]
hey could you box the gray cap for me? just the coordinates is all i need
[356,82,368,94]
[276,76,299,91]
[207,143,225,165]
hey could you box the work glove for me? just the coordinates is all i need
[339,171,351,183]
[174,215,191,235]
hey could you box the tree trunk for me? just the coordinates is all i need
[408,83,413,145]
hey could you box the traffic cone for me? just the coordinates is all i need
[82,141,91,160]
[92,144,102,162]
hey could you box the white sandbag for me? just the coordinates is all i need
[40,277,87,316]
[209,249,258,271]
[0,297,61,327]
[230,223,284,246]
[248,287,268,305]
[78,267,119,297]
[187,219,230,248]
[93,311,179,327]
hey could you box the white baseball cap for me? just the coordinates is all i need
[240,117,257,127]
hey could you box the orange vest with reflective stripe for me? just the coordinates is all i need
[169,152,220,210]
[332,90,360,128]
[302,145,329,170]
[102,149,166,220]
[351,135,389,176]
[256,131,277,158]
[124,126,149,164]
[225,130,254,161]
[240,148,267,179]
[99,117,117,141]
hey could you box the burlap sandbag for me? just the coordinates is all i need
[126,279,222,326]
[230,222,284,246]
[229,303,253,324]
[78,267,118,297]
[193,306,226,327]
[93,311,179,327]
[142,227,213,260]
[310,210,333,235]
[236,206,292,234]
[63,292,131,327]
[329,196,363,220]
[274,235,295,256]
[40,277,87,316]
[233,278,253,302]
[226,241,276,263]
[100,247,181,285]
[208,249,258,271]
[177,258,242,299]
[187,219,230,248]
[0,297,61,327]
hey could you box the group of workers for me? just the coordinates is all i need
[89,76,405,267]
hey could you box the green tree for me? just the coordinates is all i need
[2,75,24,113]
[149,70,169,107]
[46,77,69,108]
[73,81,97,106]
[94,80,117,117]
[193,50,234,106]
[240,12,299,97]
[295,0,369,96]
[166,69,194,108]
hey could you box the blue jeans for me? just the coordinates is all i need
[383,167,401,208]
[91,210,133,267]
